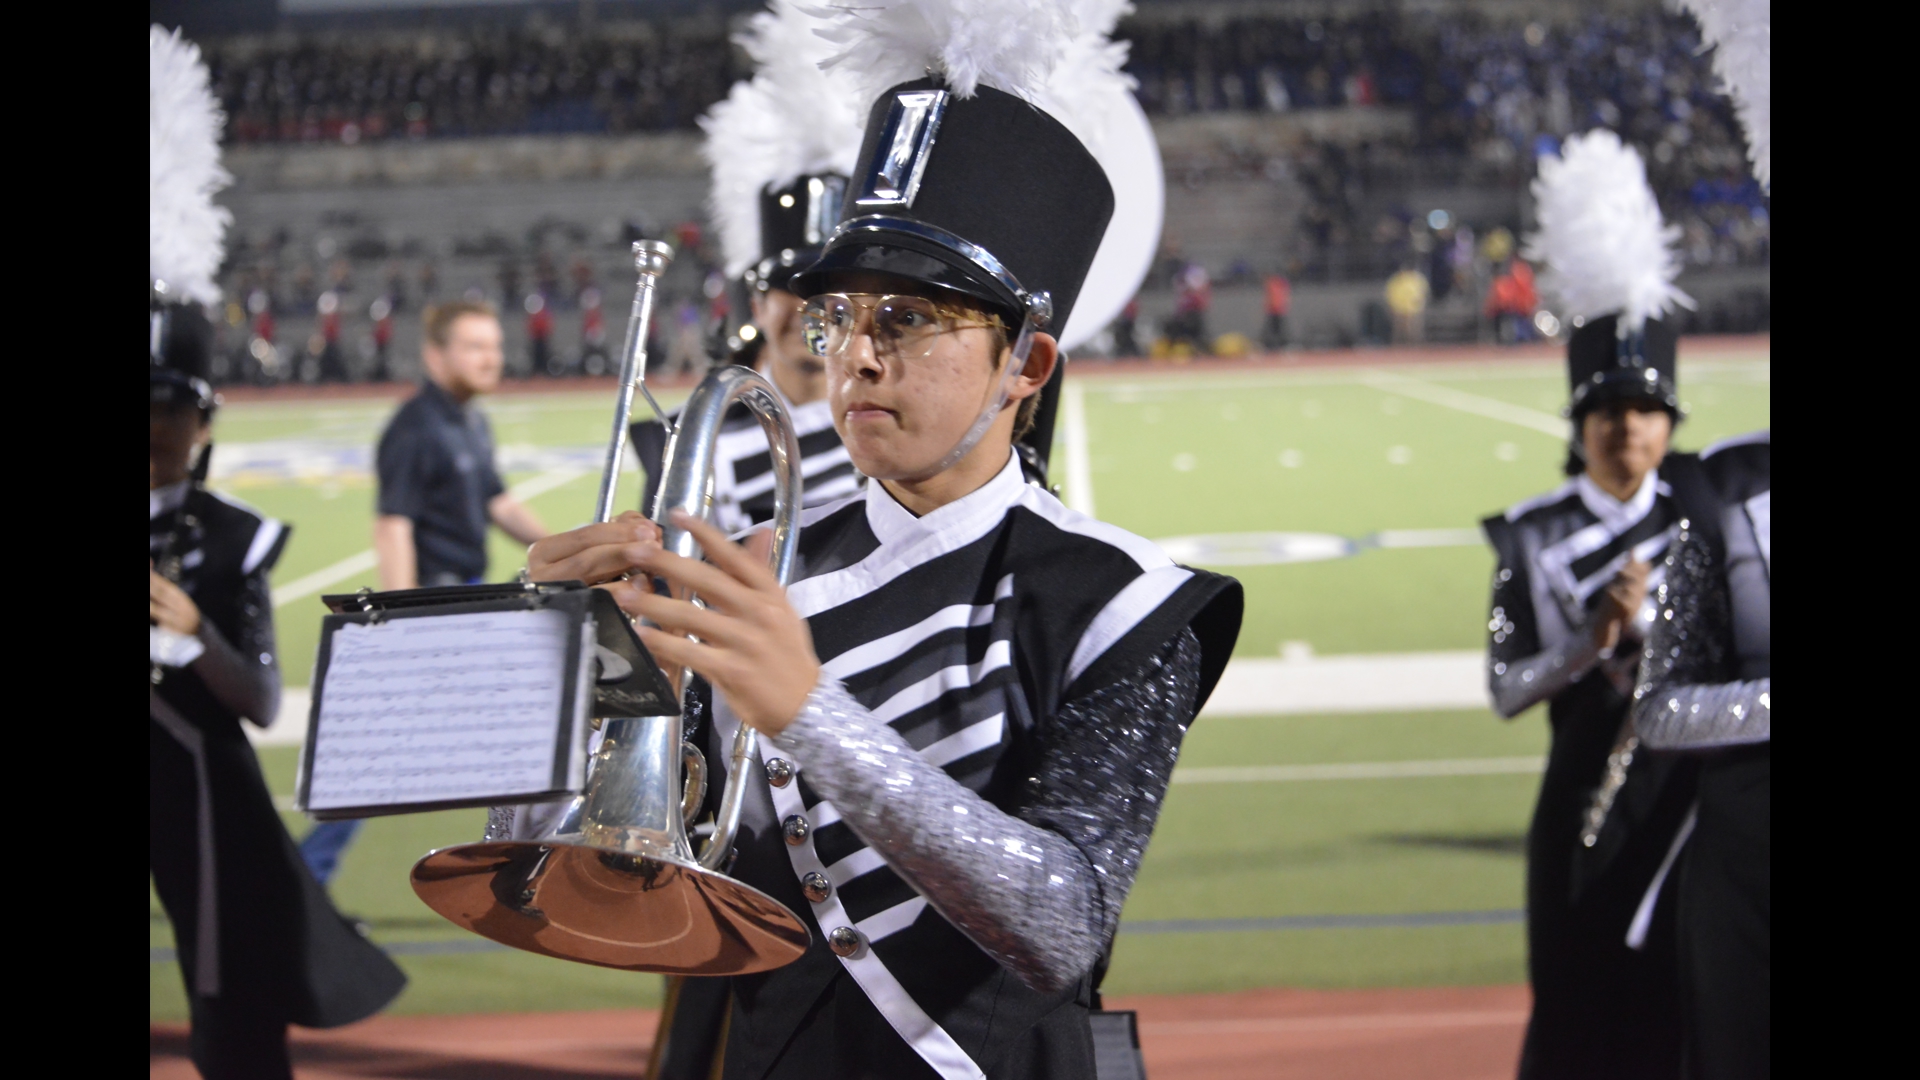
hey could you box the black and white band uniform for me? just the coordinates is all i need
[1633,432,1769,1080]
[521,72,1243,1079]
[150,303,405,1080]
[1481,314,1716,1080]
[632,174,862,534]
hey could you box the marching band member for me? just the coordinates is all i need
[531,4,1242,1076]
[1484,131,1713,1079]
[631,0,866,534]
[1633,433,1769,1079]
[637,6,867,1073]
[1638,6,1770,1075]
[149,31,403,1078]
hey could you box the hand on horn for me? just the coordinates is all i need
[622,510,820,735]
[526,511,663,585]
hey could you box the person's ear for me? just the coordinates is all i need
[1009,332,1058,402]
[749,292,769,327]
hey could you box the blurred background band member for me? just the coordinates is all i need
[1483,130,1725,1079]
[639,11,866,1073]
[151,32,402,1079]
[150,302,406,1080]
[304,301,554,888]
[531,9,1242,1075]
[1634,432,1770,1080]
[373,300,548,591]
[1482,332,1703,1076]
[630,179,863,530]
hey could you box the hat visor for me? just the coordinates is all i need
[151,368,215,410]
[787,231,1021,322]
[1571,370,1682,417]
[756,247,824,295]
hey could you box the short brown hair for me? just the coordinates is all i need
[423,300,498,347]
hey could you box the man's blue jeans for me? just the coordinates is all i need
[299,820,362,886]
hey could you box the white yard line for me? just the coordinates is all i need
[1201,650,1489,716]
[1173,756,1541,784]
[1358,370,1569,437]
[268,467,586,610]
[1062,379,1096,517]
[271,550,378,610]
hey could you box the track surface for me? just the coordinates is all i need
[150,984,1528,1079]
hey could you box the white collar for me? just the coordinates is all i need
[1576,469,1659,533]
[151,481,191,521]
[865,451,1025,548]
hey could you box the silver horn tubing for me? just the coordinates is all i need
[594,240,674,525]
[650,364,804,870]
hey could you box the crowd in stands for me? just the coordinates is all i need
[192,5,1767,379]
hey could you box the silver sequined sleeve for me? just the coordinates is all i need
[1634,523,1771,749]
[771,627,1202,994]
[1485,553,1604,718]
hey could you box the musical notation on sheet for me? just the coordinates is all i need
[305,609,577,810]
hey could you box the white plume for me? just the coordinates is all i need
[702,1,867,277]
[808,0,1079,106]
[1680,0,1769,190]
[150,25,232,306]
[1036,0,1136,160]
[1523,130,1693,330]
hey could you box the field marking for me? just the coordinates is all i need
[1154,528,1484,566]
[1173,757,1541,784]
[1062,379,1096,516]
[1201,649,1488,716]
[268,467,587,611]
[271,551,378,610]
[1358,370,1569,437]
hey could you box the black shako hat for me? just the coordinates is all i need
[749,174,848,294]
[789,79,1115,334]
[1567,313,1681,418]
[151,298,217,412]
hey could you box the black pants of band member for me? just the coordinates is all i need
[189,993,291,1080]
[1679,746,1770,1080]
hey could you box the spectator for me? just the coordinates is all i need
[1385,264,1430,344]
[1486,259,1540,344]
[1112,296,1141,357]
[526,293,555,376]
[369,296,394,382]
[1262,272,1292,351]
[1167,262,1212,350]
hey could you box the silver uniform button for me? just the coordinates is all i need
[782,814,811,845]
[828,926,863,958]
[801,871,832,903]
[765,757,795,788]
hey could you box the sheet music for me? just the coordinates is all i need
[305,608,578,810]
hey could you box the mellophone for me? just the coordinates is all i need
[297,240,812,975]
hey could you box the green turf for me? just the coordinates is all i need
[153,354,1767,1018]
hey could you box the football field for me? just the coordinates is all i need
[150,342,1770,1021]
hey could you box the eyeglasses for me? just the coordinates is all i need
[800,293,1000,361]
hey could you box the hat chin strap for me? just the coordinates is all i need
[919,315,1040,480]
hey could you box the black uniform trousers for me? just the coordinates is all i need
[1678,745,1769,1080]
[1519,675,1691,1080]
[151,714,406,1080]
